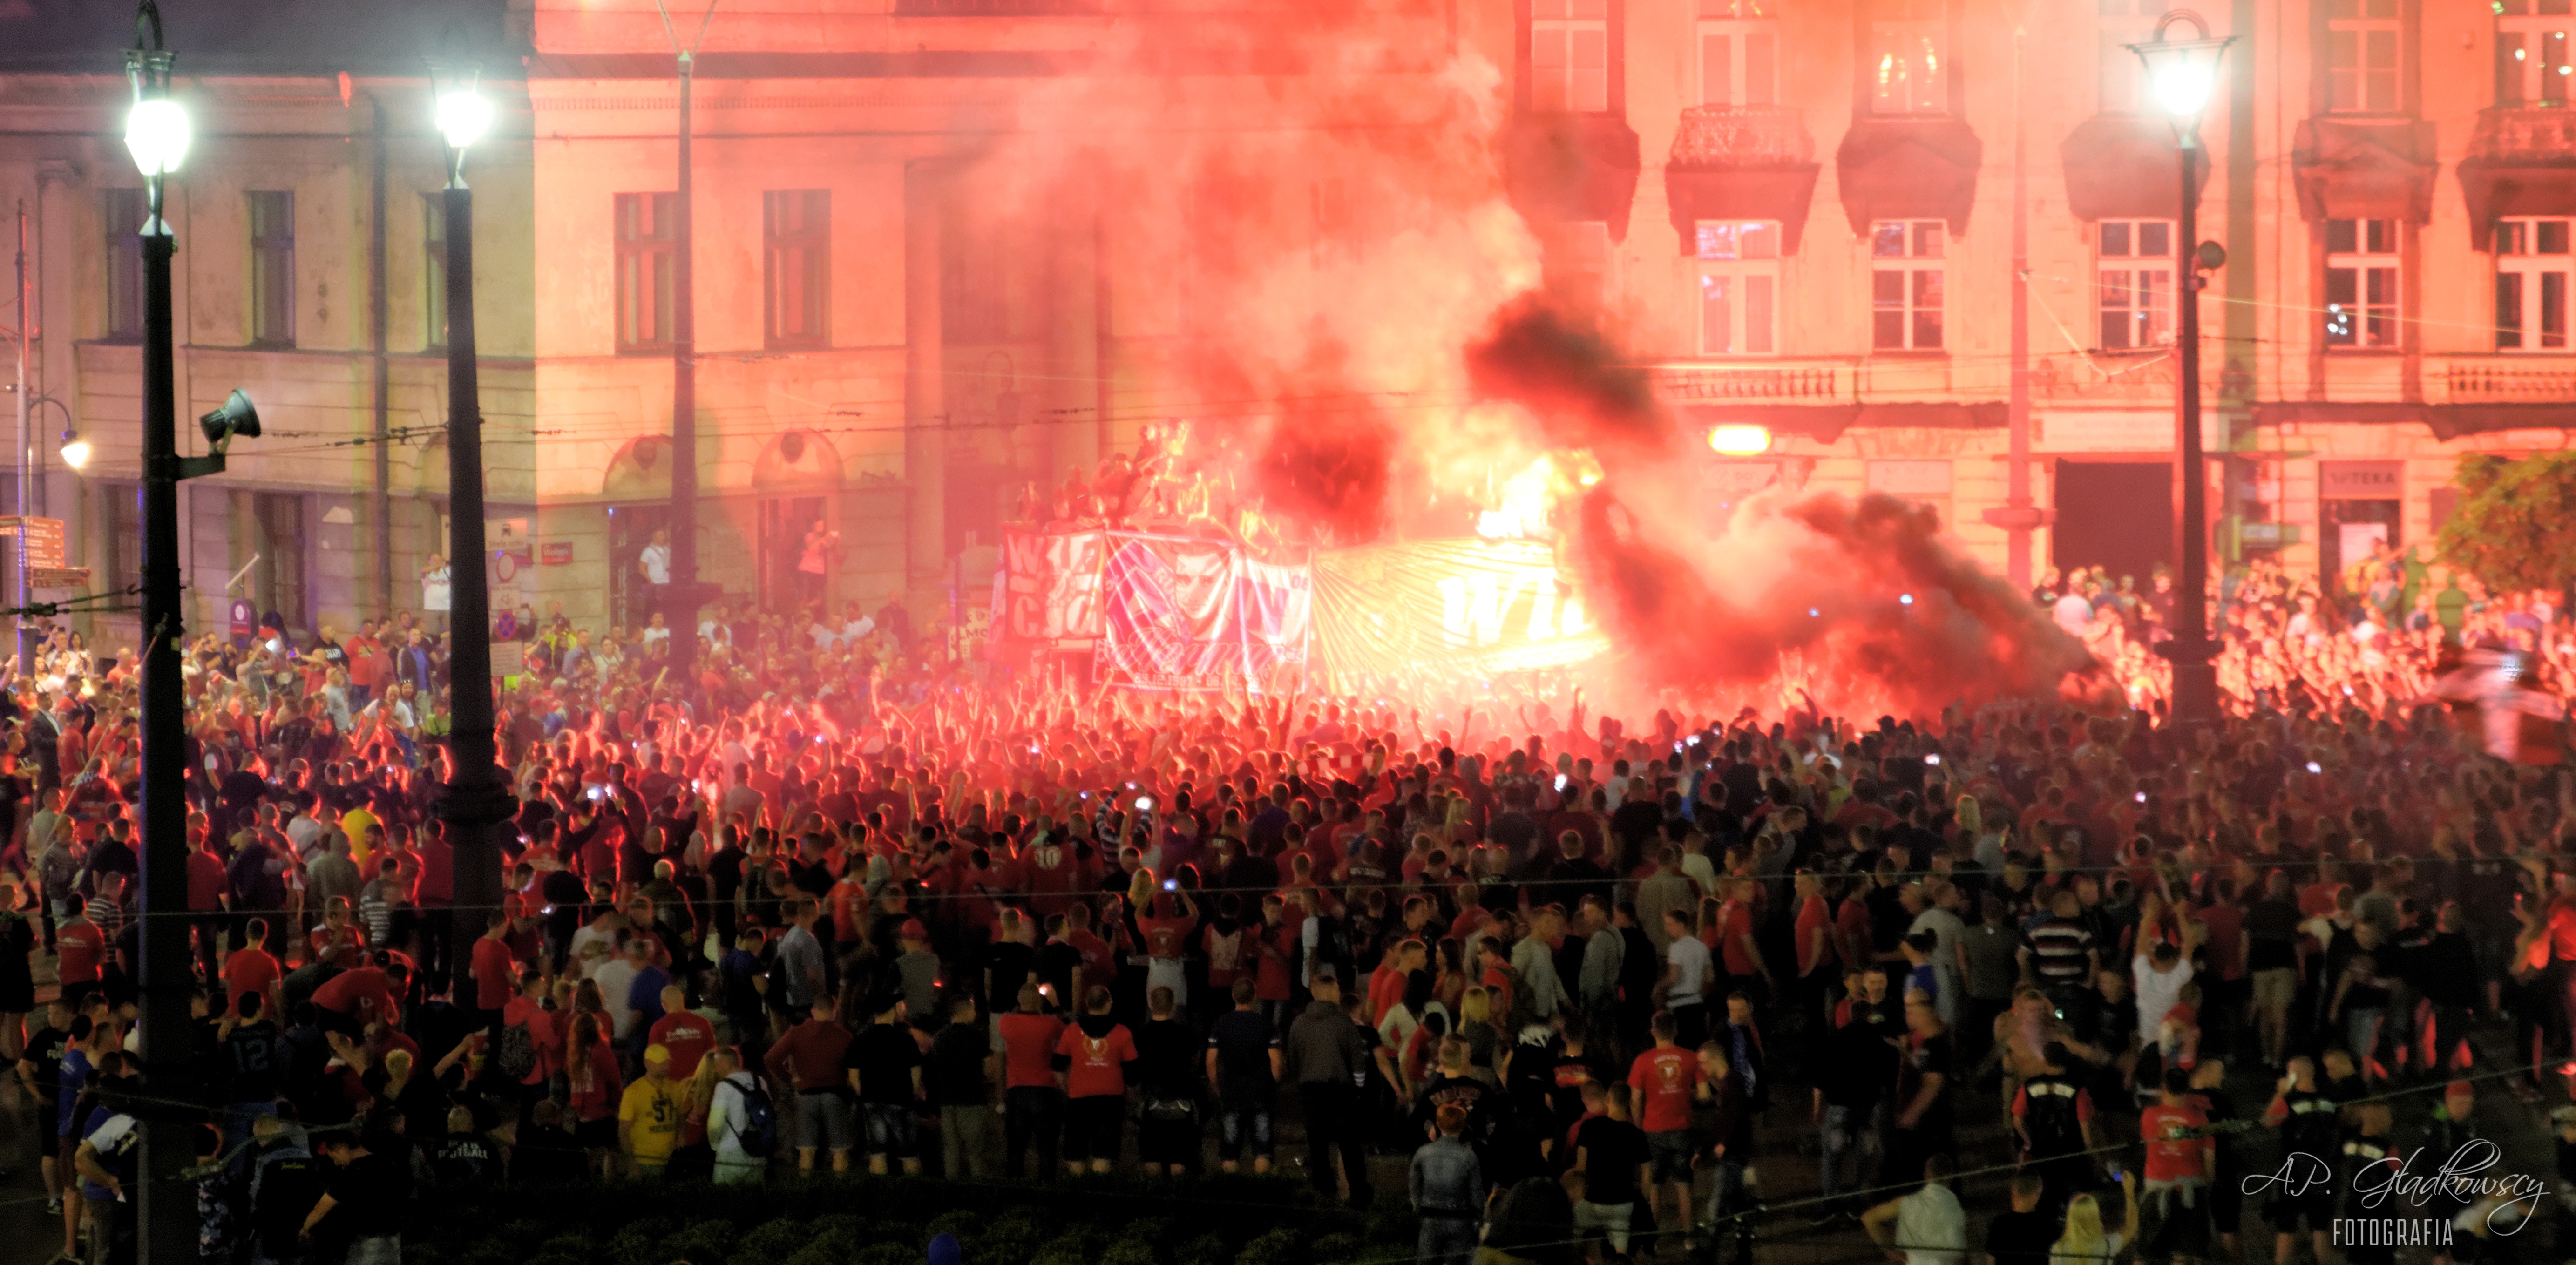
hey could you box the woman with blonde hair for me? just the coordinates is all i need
[1456,985,1497,1072]
[2050,1170,2138,1265]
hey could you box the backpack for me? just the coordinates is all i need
[493,1018,538,1081]
[728,1075,779,1158]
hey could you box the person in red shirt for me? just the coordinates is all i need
[222,919,283,1017]
[2137,1064,2211,1188]
[1627,1010,1700,1237]
[500,971,560,1095]
[1713,878,1770,998]
[1792,871,1836,995]
[184,834,230,982]
[996,981,1066,1178]
[645,984,715,1079]
[54,909,103,1003]
[312,960,403,1037]
[1372,939,1426,1025]
[468,914,517,1020]
[1053,985,1137,1176]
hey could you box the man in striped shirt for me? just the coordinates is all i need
[2020,890,2099,1026]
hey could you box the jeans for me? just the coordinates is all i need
[347,1235,401,1265]
[1219,1099,1275,1160]
[2346,1007,2387,1072]
[1003,1085,1063,1177]
[1299,1082,1372,1206]
[941,1105,994,1179]
[1417,1217,1480,1265]
[1817,1103,1881,1202]
[1704,1156,1748,1227]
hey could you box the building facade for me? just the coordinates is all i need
[0,0,2567,652]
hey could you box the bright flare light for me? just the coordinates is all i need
[435,89,493,151]
[124,97,190,177]
[2151,58,2216,118]
[1707,424,1771,456]
[59,435,93,471]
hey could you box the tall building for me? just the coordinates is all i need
[0,0,2565,653]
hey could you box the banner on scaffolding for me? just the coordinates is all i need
[997,528,1311,691]
[1311,537,1608,685]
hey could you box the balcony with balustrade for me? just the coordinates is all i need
[1663,105,1821,254]
[2461,105,2576,248]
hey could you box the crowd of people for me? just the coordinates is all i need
[0,553,2572,1265]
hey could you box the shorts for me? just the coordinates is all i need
[796,1089,857,1152]
[862,1103,916,1159]
[1218,1103,1274,1160]
[1064,1095,1124,1164]
[2251,968,2296,1010]
[1647,1130,1695,1185]
[37,1101,57,1147]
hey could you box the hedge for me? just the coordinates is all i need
[402,1175,1419,1265]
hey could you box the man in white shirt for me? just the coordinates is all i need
[592,936,645,1040]
[2052,591,2093,637]
[1863,1155,1966,1265]
[637,529,672,588]
[705,1046,765,1183]
[1661,907,1714,1049]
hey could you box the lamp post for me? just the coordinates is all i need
[2129,12,2233,725]
[122,5,196,1263]
[425,57,512,936]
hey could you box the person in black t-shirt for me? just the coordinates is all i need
[20,996,70,1213]
[842,994,926,1176]
[1985,1172,2061,1265]
[1206,979,1281,1174]
[925,993,997,1179]
[302,1135,405,1265]
[1570,1083,1650,1255]
[1884,995,1954,1199]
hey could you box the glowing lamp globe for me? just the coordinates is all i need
[2150,56,2216,118]
[2126,11,2234,135]
[436,89,493,152]
[124,97,190,177]
[1707,424,1772,456]
[59,434,94,472]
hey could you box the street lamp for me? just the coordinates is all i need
[425,51,515,943]
[2129,10,2233,725]
[122,3,203,1263]
[1705,424,1773,456]
[56,429,90,471]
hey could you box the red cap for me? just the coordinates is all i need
[900,918,927,940]
[2447,1079,2476,1098]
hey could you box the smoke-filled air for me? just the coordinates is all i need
[952,0,2089,719]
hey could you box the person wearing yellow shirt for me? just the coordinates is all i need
[618,1043,684,1177]
[341,805,379,867]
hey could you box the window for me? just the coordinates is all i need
[1539,221,1612,310]
[423,193,447,352]
[942,198,1010,343]
[105,484,142,597]
[2326,0,2401,113]
[1870,0,1947,115]
[102,188,146,342]
[2098,0,2175,114]
[254,493,307,633]
[1871,219,1944,350]
[1699,0,1777,107]
[247,191,294,347]
[2325,217,2400,348]
[1530,0,1609,113]
[2097,218,2176,350]
[615,192,678,352]
[1696,220,1781,356]
[2496,217,2572,351]
[2497,0,2576,108]
[764,190,830,349]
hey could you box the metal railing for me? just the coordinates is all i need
[2444,359,2576,402]
[1650,364,1841,400]
[1669,104,1814,168]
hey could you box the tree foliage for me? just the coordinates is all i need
[2434,452,2576,593]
